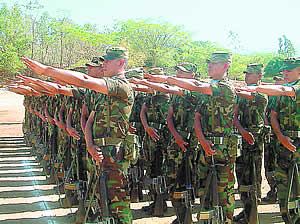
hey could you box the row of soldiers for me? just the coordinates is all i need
[7,47,300,224]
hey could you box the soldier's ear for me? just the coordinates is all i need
[119,59,125,67]
[224,63,229,70]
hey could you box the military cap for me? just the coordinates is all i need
[282,57,300,70]
[176,62,197,74]
[125,67,144,79]
[149,67,164,75]
[243,63,264,74]
[85,56,104,67]
[102,47,128,61]
[206,51,232,64]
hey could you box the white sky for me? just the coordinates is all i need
[2,0,300,54]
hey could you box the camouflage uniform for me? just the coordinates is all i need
[166,89,200,223]
[270,60,300,224]
[90,76,134,224]
[263,95,279,201]
[235,85,268,221]
[196,52,238,224]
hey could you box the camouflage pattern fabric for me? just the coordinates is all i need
[164,90,200,222]
[264,95,279,194]
[143,91,170,179]
[270,83,300,223]
[88,77,134,223]
[195,79,237,223]
[235,91,268,218]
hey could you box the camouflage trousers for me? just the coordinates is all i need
[264,135,279,192]
[235,138,263,218]
[164,139,197,222]
[196,143,236,224]
[86,145,132,224]
[275,139,300,223]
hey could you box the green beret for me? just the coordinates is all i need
[149,67,164,75]
[282,57,300,70]
[243,63,264,74]
[176,62,197,73]
[206,51,232,64]
[102,47,128,61]
[85,56,104,67]
[125,67,144,79]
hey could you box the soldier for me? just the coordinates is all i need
[139,67,171,216]
[167,52,239,223]
[234,63,268,223]
[237,57,299,223]
[21,46,134,224]
[262,74,285,203]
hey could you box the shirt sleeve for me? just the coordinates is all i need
[105,78,132,101]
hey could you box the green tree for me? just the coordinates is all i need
[278,35,295,57]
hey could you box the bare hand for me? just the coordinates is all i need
[175,135,188,152]
[20,57,48,76]
[146,126,159,142]
[242,130,255,145]
[200,139,215,157]
[128,123,136,134]
[279,135,296,152]
[87,144,104,163]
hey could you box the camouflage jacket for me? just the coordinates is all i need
[170,89,201,134]
[271,80,300,134]
[92,77,134,139]
[144,90,170,127]
[129,91,147,123]
[237,91,268,133]
[196,79,237,137]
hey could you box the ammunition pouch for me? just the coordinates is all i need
[123,134,140,164]
[285,130,300,139]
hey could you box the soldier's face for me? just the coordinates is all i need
[245,73,261,85]
[208,62,227,78]
[283,68,300,83]
[103,58,122,77]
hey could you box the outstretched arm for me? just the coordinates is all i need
[21,58,108,94]
[236,85,295,97]
[167,77,213,95]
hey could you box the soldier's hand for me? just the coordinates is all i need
[279,135,296,152]
[20,58,48,76]
[146,126,159,142]
[128,123,136,134]
[200,139,215,157]
[175,135,188,152]
[66,127,80,140]
[242,130,255,145]
[87,144,104,163]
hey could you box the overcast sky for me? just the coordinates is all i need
[2,0,300,54]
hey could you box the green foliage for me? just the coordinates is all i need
[278,35,295,57]
[0,3,293,86]
[264,56,285,77]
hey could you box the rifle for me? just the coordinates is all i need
[238,148,259,224]
[128,166,142,202]
[197,156,224,224]
[286,159,300,223]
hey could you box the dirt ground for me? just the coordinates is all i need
[0,89,284,223]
